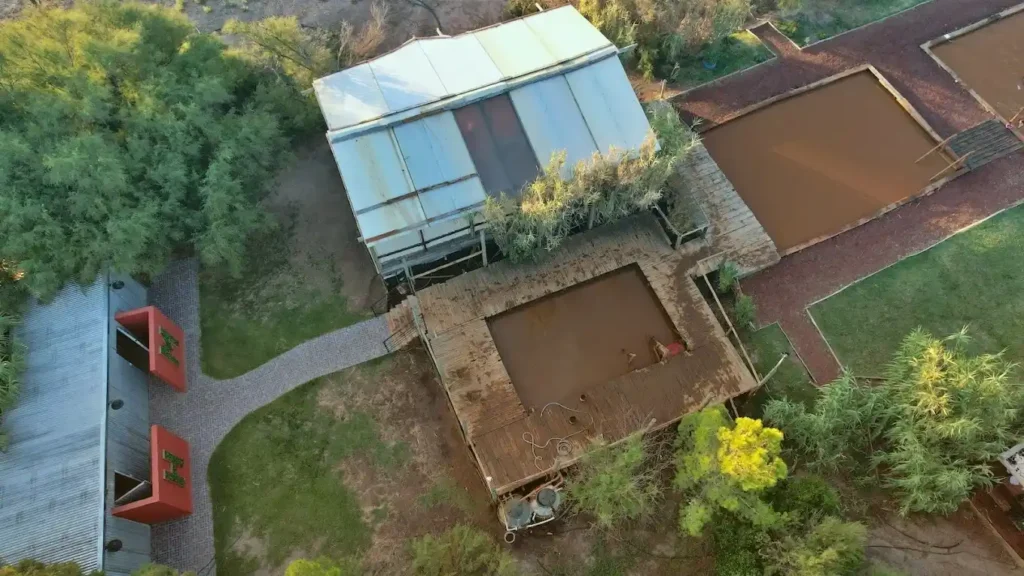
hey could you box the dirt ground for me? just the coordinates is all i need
[315,344,497,572]
[487,264,678,411]
[264,138,382,311]
[931,8,1024,123]
[702,70,950,253]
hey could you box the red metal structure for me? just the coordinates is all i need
[114,306,187,392]
[111,425,193,524]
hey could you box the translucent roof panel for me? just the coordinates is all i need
[373,229,424,260]
[358,196,426,242]
[566,56,654,155]
[332,130,414,212]
[419,177,487,220]
[510,75,599,177]
[419,35,504,95]
[314,64,390,131]
[454,94,540,197]
[423,216,473,244]
[474,19,556,80]
[393,112,476,191]
[369,43,450,114]
[524,6,612,63]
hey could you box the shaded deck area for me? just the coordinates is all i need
[417,215,757,494]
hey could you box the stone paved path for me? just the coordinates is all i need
[146,259,390,575]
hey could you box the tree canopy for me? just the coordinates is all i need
[0,2,317,298]
[766,328,1024,514]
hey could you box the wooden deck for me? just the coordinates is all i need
[418,214,758,494]
[678,145,780,275]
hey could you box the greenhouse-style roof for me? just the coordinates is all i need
[312,6,654,268]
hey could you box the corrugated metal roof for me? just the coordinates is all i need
[510,75,599,176]
[317,8,655,262]
[0,279,108,571]
[566,56,653,155]
[313,6,614,133]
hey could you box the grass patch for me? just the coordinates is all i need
[199,222,369,379]
[740,323,818,418]
[775,0,932,46]
[673,30,773,89]
[809,204,1024,375]
[209,362,408,575]
[418,476,474,514]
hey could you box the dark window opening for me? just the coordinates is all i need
[113,471,152,506]
[116,326,149,372]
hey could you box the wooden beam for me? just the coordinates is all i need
[929,151,972,182]
[915,133,956,163]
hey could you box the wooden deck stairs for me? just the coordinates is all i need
[383,296,421,352]
[947,119,1023,171]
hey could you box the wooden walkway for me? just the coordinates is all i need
[417,215,757,494]
[678,145,780,275]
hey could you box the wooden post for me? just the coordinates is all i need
[480,230,488,266]
[915,133,956,163]
[929,152,972,181]
[1009,107,1024,126]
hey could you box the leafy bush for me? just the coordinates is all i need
[484,109,695,262]
[761,516,867,576]
[577,0,753,80]
[0,561,91,576]
[717,261,740,293]
[733,294,757,328]
[0,281,23,452]
[410,525,517,576]
[0,2,316,298]
[567,432,662,528]
[675,406,787,535]
[225,5,388,88]
[711,511,766,576]
[766,328,1024,515]
[768,475,841,523]
[284,557,360,576]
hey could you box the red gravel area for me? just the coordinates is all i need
[674,0,1024,383]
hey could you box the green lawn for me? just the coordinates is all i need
[775,0,932,46]
[199,224,369,379]
[209,358,407,575]
[809,204,1024,375]
[674,30,774,89]
[739,323,818,418]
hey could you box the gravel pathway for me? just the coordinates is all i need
[146,259,390,575]
[674,0,1024,383]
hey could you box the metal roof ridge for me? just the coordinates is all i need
[326,46,621,144]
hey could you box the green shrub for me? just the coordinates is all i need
[284,558,360,576]
[131,565,195,576]
[0,561,91,576]
[711,512,766,576]
[567,432,662,528]
[761,516,867,576]
[733,294,757,328]
[768,475,841,523]
[766,329,1024,515]
[717,261,740,293]
[410,525,517,576]
[675,406,787,536]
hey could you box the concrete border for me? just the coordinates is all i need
[788,0,936,50]
[920,2,1024,141]
[697,64,961,257]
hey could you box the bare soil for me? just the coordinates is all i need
[487,264,679,411]
[315,344,497,572]
[702,70,950,252]
[264,138,382,311]
[673,0,1024,384]
[931,9,1024,122]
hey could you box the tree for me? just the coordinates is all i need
[0,2,316,298]
[224,4,387,89]
[761,516,867,576]
[410,525,517,576]
[766,328,1024,515]
[0,274,23,452]
[566,432,662,528]
[674,406,787,536]
[285,558,360,576]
